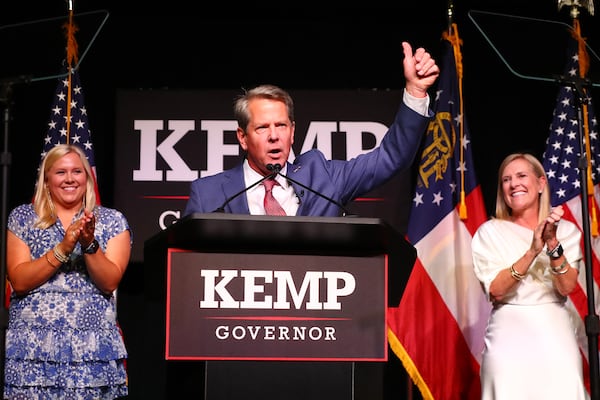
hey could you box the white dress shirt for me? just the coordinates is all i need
[244,160,300,216]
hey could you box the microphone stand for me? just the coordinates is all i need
[0,78,19,388]
[212,170,277,213]
[557,74,600,400]
[214,162,356,217]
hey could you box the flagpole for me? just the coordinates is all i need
[0,74,29,390]
[0,76,31,387]
[557,2,600,399]
[0,79,13,389]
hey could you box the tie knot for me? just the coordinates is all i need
[263,178,279,192]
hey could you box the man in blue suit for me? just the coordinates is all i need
[183,42,439,217]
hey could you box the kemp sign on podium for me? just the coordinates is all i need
[165,249,388,361]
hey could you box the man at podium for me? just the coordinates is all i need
[183,41,439,217]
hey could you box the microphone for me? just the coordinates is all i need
[212,169,277,213]
[266,163,355,217]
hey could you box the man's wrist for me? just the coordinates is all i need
[405,85,428,98]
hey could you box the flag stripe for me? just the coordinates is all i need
[387,330,435,399]
[460,186,488,236]
[389,256,483,399]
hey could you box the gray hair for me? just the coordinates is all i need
[233,84,295,133]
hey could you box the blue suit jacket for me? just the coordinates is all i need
[183,101,430,217]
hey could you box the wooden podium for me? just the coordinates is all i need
[143,213,416,400]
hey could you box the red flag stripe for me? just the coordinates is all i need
[388,258,482,399]
[459,185,488,236]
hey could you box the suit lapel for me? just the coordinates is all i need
[285,162,306,216]
[221,164,250,214]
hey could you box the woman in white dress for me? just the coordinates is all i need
[472,153,587,400]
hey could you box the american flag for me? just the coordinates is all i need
[387,24,491,400]
[42,67,101,203]
[541,37,599,395]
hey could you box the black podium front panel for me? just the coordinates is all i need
[143,214,416,399]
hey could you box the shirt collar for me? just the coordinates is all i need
[242,159,289,188]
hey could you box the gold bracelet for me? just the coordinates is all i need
[550,259,569,275]
[44,252,59,269]
[510,264,526,281]
[53,245,69,264]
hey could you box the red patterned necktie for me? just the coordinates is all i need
[262,179,286,216]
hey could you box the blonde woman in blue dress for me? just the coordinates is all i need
[5,144,130,399]
[472,153,587,399]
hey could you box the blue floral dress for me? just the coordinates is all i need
[4,204,131,400]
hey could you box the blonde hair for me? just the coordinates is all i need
[494,152,550,223]
[33,144,96,228]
